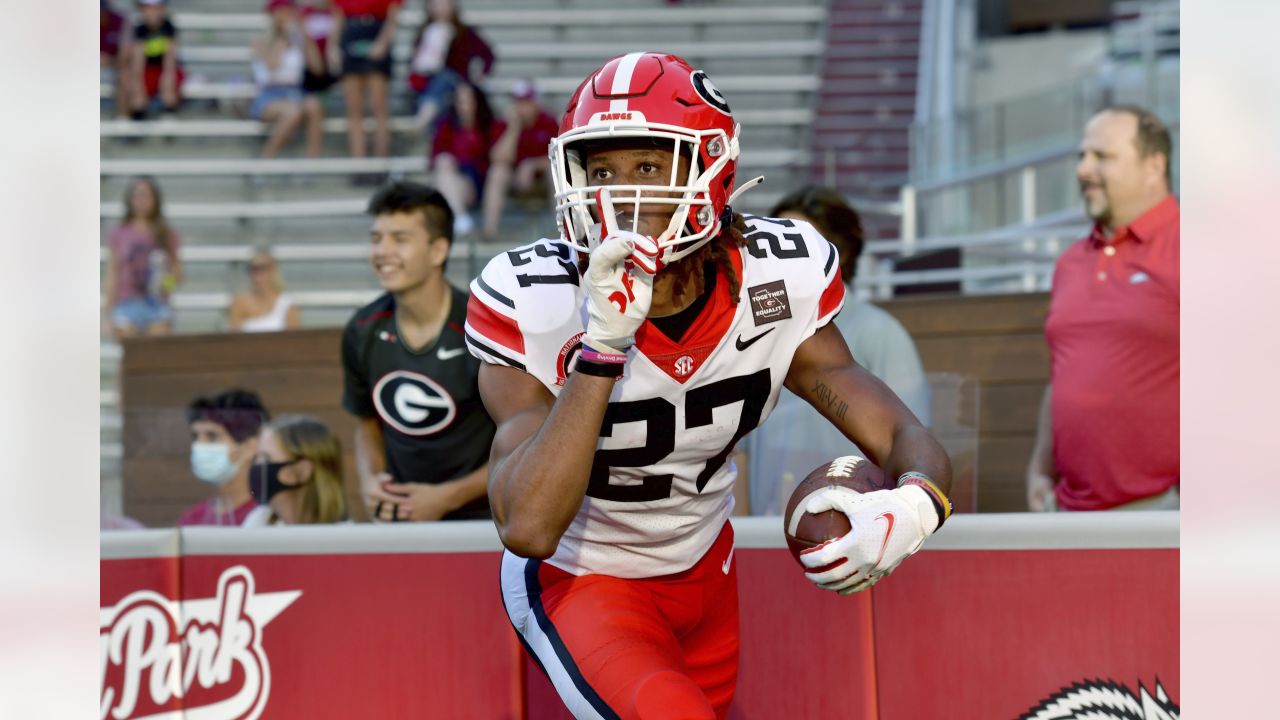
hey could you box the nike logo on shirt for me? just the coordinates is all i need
[721,547,734,575]
[437,346,467,361]
[735,328,774,351]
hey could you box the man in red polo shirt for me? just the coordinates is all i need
[1027,105,1178,511]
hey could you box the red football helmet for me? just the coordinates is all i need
[550,52,744,266]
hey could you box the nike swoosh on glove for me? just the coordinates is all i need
[798,485,940,596]
[583,192,657,353]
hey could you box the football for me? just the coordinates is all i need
[783,455,891,567]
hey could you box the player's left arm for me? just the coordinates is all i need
[785,323,954,595]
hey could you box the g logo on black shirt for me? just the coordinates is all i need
[373,370,457,436]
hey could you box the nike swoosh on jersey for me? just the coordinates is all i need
[436,346,467,360]
[735,327,775,351]
[721,547,734,575]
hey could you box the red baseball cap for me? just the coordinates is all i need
[265,0,296,11]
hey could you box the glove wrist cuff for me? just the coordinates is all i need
[582,336,630,355]
[897,472,953,529]
[575,341,628,378]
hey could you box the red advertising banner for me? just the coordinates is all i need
[873,549,1179,720]
[101,514,1179,719]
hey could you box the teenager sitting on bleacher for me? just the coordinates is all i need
[481,79,558,243]
[430,82,500,235]
[127,0,183,120]
[407,0,495,132]
[251,0,324,160]
[228,249,302,333]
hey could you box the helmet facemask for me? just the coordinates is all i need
[551,121,740,269]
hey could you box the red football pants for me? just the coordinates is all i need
[500,522,740,720]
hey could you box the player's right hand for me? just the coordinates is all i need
[583,190,656,353]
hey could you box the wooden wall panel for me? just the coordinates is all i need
[120,329,364,528]
[117,293,1053,523]
[879,292,1050,513]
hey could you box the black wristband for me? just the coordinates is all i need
[573,358,625,378]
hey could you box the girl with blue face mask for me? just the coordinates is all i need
[243,415,348,526]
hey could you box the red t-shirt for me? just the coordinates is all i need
[177,497,260,527]
[333,0,400,19]
[1046,195,1180,509]
[515,111,559,164]
[432,120,499,174]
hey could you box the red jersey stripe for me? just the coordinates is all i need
[467,293,525,354]
[818,271,845,320]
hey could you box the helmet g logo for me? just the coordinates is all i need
[690,70,732,116]
[373,370,457,436]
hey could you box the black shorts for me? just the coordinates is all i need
[340,17,392,77]
[303,69,337,94]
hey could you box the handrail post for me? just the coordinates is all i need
[1019,164,1037,226]
[900,185,918,258]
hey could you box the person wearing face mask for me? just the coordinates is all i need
[243,415,348,526]
[177,389,270,527]
[1026,105,1179,512]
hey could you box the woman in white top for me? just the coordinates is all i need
[229,249,301,332]
[244,415,348,526]
[252,0,324,159]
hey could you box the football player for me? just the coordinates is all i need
[466,53,954,719]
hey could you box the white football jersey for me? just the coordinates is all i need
[466,215,845,578]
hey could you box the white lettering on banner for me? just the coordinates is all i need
[99,566,300,720]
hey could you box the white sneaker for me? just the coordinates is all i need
[453,212,475,236]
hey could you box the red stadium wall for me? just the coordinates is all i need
[100,515,1178,719]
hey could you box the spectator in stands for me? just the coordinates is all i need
[179,389,270,527]
[407,0,495,131]
[1026,105,1179,512]
[251,0,324,160]
[228,249,302,332]
[330,0,401,163]
[342,182,496,521]
[300,1,338,99]
[244,415,347,525]
[127,0,183,120]
[430,82,498,235]
[101,1,132,118]
[745,187,931,515]
[480,78,557,242]
[104,177,183,339]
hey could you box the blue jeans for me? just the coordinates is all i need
[111,297,174,332]
[416,69,462,117]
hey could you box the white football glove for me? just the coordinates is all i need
[583,190,657,353]
[798,485,940,596]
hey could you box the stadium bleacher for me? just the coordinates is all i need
[100,0,830,334]
[98,0,832,506]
